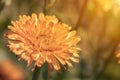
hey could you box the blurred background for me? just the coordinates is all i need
[0,0,120,80]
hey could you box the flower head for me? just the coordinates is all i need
[5,13,80,71]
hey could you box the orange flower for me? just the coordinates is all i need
[5,13,80,71]
[0,60,25,80]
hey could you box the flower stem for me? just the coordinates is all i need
[43,0,56,14]
[32,67,41,80]
[43,0,47,14]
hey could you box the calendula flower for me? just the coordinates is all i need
[0,60,25,80]
[5,13,80,71]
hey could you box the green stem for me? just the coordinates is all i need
[43,0,47,14]
[74,0,88,30]
[43,0,56,14]
[43,63,49,80]
[32,67,41,80]
[0,0,5,14]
